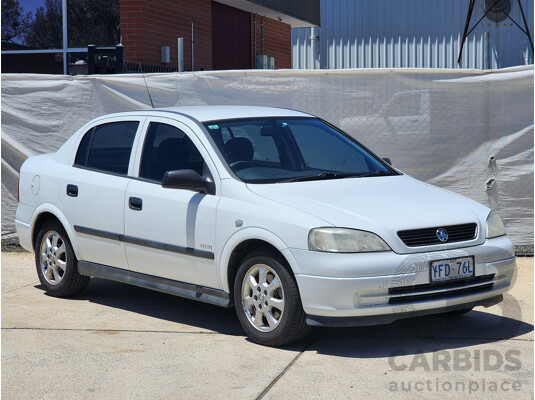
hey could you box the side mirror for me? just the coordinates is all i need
[162,169,215,195]
[382,157,393,166]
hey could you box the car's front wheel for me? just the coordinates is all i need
[35,220,89,297]
[233,250,310,346]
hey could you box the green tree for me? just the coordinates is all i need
[25,0,62,48]
[1,0,31,43]
[67,0,119,48]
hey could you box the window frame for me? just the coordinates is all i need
[1,0,119,74]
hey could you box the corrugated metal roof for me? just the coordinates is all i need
[292,0,534,69]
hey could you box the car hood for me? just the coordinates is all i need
[247,175,489,253]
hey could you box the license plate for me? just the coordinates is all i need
[430,256,474,282]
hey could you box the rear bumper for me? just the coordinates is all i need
[292,236,517,326]
[15,219,33,252]
[15,202,35,252]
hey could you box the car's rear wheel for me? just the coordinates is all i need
[233,250,310,346]
[35,220,89,297]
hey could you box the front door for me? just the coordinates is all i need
[124,118,220,289]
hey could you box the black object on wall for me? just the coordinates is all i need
[88,44,124,74]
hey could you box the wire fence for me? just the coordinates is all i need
[124,60,179,74]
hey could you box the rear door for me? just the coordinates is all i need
[124,117,220,288]
[60,117,144,270]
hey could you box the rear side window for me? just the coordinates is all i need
[74,127,94,165]
[74,121,139,175]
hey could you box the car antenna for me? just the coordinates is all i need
[138,62,154,108]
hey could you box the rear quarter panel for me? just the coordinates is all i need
[17,154,69,250]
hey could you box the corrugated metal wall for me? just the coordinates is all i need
[292,0,534,69]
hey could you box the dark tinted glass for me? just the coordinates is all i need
[139,122,204,182]
[2,0,62,49]
[86,121,138,174]
[74,127,94,165]
[67,0,120,48]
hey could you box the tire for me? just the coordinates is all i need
[440,307,473,317]
[34,220,89,297]
[233,250,310,347]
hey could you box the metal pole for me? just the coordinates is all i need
[483,32,490,69]
[309,30,314,69]
[62,0,67,74]
[178,38,184,72]
[518,0,534,53]
[191,21,194,71]
[458,0,500,64]
[87,45,95,74]
[458,0,476,64]
[253,14,257,68]
[116,44,124,73]
[261,16,265,55]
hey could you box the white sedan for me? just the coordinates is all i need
[16,106,517,346]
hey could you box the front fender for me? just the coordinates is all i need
[217,227,302,293]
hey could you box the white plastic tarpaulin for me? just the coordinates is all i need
[2,66,533,245]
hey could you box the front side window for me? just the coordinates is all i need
[139,122,206,183]
[204,117,396,183]
[74,121,138,175]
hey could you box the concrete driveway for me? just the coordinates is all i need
[2,252,533,400]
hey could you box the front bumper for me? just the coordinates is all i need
[292,235,517,326]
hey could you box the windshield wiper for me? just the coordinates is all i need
[282,170,393,183]
[356,170,392,178]
[282,172,359,183]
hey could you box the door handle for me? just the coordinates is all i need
[66,184,78,197]
[129,197,143,211]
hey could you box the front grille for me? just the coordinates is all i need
[398,223,477,247]
[388,273,495,305]
[388,284,493,304]
[389,274,494,295]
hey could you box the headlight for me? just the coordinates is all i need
[308,227,391,253]
[486,211,506,239]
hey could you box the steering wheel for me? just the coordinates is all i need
[230,160,254,172]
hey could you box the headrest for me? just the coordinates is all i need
[224,137,254,163]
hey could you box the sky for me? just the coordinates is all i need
[19,0,48,15]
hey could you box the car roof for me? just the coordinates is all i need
[101,106,314,123]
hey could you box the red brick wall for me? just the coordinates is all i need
[120,0,213,70]
[120,0,291,71]
[250,15,292,69]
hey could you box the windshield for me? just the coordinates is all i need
[204,117,397,183]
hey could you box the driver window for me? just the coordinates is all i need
[139,122,206,182]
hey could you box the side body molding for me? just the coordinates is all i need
[78,261,231,307]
